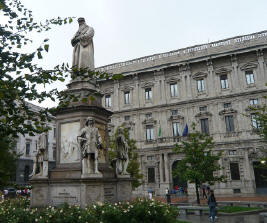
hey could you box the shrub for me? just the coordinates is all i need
[0,197,180,223]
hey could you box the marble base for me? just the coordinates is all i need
[117,174,131,178]
[81,173,103,178]
[30,177,132,208]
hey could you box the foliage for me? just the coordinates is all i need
[0,197,180,223]
[0,137,19,188]
[248,97,267,177]
[219,206,261,213]
[173,123,225,204]
[0,0,76,138]
[109,126,143,189]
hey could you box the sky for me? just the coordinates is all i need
[10,0,267,107]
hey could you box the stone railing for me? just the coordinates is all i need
[96,30,267,73]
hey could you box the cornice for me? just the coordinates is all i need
[195,111,213,118]
[191,71,208,80]
[219,108,238,116]
[240,62,258,71]
[214,67,232,75]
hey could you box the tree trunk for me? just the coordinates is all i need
[195,181,200,205]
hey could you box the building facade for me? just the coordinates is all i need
[98,30,267,196]
[15,102,56,185]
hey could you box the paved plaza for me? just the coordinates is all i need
[178,214,263,223]
[155,195,267,204]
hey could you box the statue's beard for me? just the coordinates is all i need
[78,23,87,32]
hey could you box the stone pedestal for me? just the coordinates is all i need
[31,176,132,208]
[30,80,133,207]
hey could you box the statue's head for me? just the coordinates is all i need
[85,117,95,126]
[78,17,85,25]
[118,127,124,135]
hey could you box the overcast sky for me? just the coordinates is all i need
[17,0,267,107]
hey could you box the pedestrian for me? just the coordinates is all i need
[207,190,217,222]
[148,189,153,200]
[202,186,207,199]
[165,188,171,204]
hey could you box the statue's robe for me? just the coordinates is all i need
[71,24,94,70]
[79,126,102,157]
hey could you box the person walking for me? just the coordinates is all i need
[202,186,207,199]
[207,190,217,222]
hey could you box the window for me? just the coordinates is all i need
[200,118,209,134]
[105,95,111,107]
[148,167,155,183]
[147,155,154,161]
[199,106,207,112]
[224,103,232,109]
[197,79,205,92]
[225,115,235,132]
[145,113,152,119]
[26,141,31,156]
[24,165,30,183]
[124,91,130,104]
[146,125,154,141]
[171,110,178,116]
[230,162,240,180]
[220,75,229,89]
[233,188,241,193]
[145,88,152,100]
[229,150,237,155]
[53,145,56,160]
[170,83,178,97]
[124,115,130,121]
[199,106,207,111]
[250,99,258,105]
[172,122,180,137]
[53,128,56,138]
[245,70,255,85]
[251,113,260,129]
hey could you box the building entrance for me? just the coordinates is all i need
[253,161,267,194]
[172,160,187,192]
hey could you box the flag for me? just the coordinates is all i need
[158,126,162,137]
[182,123,188,136]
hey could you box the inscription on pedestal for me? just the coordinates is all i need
[104,186,116,202]
[50,186,80,206]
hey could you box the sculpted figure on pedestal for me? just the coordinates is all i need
[114,127,129,175]
[77,117,103,175]
[71,17,95,70]
[30,132,48,177]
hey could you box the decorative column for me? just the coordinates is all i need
[257,49,265,87]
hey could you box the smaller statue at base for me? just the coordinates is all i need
[113,127,129,176]
[30,132,48,178]
[77,117,103,176]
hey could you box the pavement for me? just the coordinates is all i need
[155,194,267,204]
[178,214,264,223]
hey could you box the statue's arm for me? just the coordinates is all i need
[71,31,80,46]
[82,27,94,40]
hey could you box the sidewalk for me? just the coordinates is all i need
[155,195,267,204]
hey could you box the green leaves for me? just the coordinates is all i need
[173,123,225,204]
[44,44,49,52]
[37,51,42,59]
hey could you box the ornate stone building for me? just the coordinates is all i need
[15,102,56,185]
[98,30,267,196]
